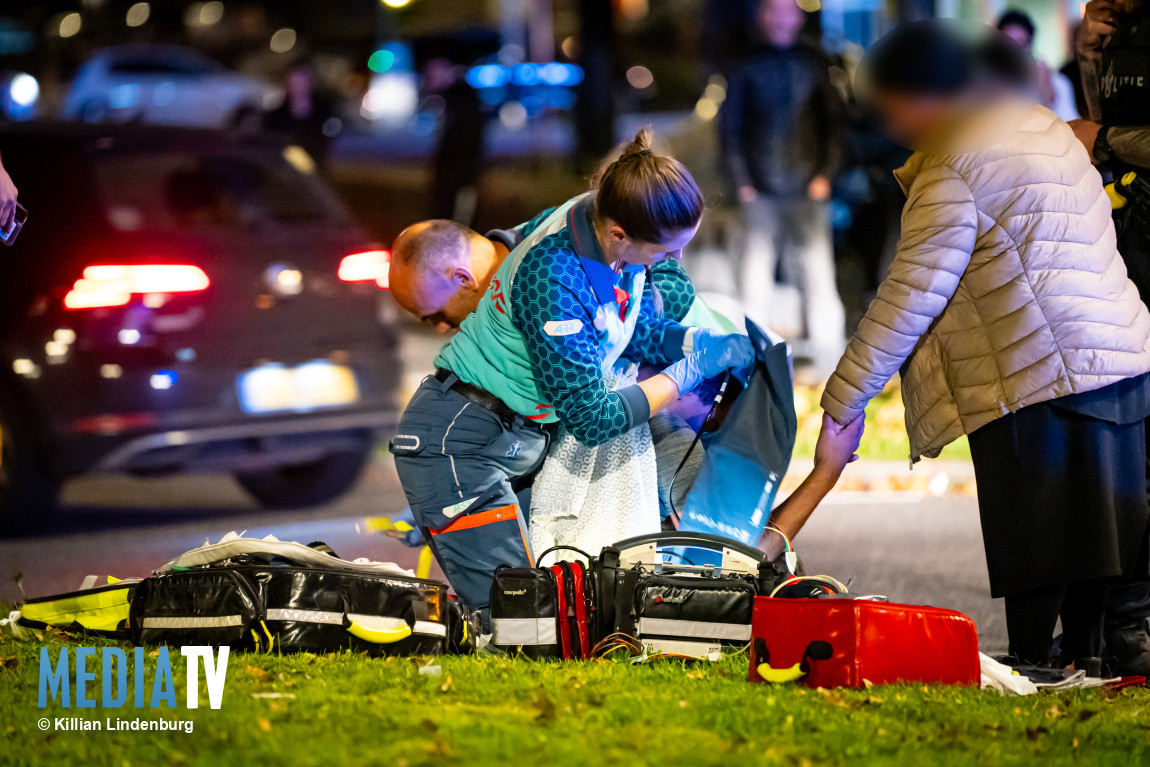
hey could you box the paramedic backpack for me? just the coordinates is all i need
[678,319,797,549]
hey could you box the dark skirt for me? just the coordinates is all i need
[968,399,1150,598]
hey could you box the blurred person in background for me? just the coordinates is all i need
[263,56,339,170]
[997,10,1080,121]
[1072,0,1150,676]
[719,0,847,376]
[822,20,1150,672]
[0,152,17,232]
[425,56,486,225]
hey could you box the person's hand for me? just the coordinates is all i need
[1079,0,1120,55]
[1068,119,1103,159]
[812,412,865,477]
[738,185,758,205]
[662,334,755,394]
[0,161,17,231]
[808,175,831,201]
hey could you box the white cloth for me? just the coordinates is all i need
[979,653,1038,695]
[530,372,661,564]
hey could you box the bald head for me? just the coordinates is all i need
[389,220,500,334]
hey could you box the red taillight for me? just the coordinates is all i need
[339,250,390,289]
[64,265,211,310]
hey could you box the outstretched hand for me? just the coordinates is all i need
[813,412,865,476]
[0,160,17,232]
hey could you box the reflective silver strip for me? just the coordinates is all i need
[266,608,343,624]
[491,617,557,646]
[638,618,752,641]
[264,609,445,637]
[142,615,244,629]
[413,621,448,637]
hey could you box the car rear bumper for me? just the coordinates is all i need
[92,408,397,473]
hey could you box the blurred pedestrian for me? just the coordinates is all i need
[263,56,339,169]
[719,0,847,376]
[997,10,1080,121]
[1071,0,1150,676]
[822,20,1150,671]
[425,57,485,225]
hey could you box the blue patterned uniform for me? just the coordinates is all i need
[436,193,689,446]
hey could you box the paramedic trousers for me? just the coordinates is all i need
[390,374,549,629]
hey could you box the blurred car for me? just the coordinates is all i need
[0,123,400,532]
[63,44,277,128]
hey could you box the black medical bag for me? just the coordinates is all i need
[130,537,456,656]
[490,533,786,659]
[490,546,598,658]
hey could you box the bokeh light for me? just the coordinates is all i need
[626,65,654,89]
[270,27,297,54]
[125,2,150,27]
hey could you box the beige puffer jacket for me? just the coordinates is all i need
[821,103,1150,462]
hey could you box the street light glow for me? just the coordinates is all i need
[126,2,150,27]
[270,27,297,54]
[382,0,413,7]
[58,12,82,38]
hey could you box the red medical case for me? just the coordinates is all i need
[749,597,980,688]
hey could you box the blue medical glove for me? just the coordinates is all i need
[663,335,755,394]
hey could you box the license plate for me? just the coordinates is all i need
[237,361,359,414]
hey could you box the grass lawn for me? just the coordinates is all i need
[3,629,1148,767]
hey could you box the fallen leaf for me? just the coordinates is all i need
[679,700,689,708]
[439,675,453,693]
[257,718,272,732]
[1045,705,1064,720]
[1073,738,1080,748]
[245,665,269,678]
[249,693,295,699]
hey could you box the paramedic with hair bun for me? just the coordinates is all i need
[389,130,755,624]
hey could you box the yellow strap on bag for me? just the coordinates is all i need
[20,580,135,633]
[346,616,412,644]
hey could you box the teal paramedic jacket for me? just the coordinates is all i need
[488,209,698,324]
[436,193,691,447]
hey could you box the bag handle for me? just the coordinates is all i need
[535,545,594,568]
[612,531,766,563]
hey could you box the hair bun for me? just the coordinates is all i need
[620,128,654,158]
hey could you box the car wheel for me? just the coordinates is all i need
[234,436,374,509]
[79,98,107,123]
[0,395,60,536]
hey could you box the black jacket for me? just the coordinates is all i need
[719,43,846,197]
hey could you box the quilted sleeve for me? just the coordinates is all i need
[648,258,697,322]
[511,240,650,447]
[622,275,691,365]
[821,163,977,424]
